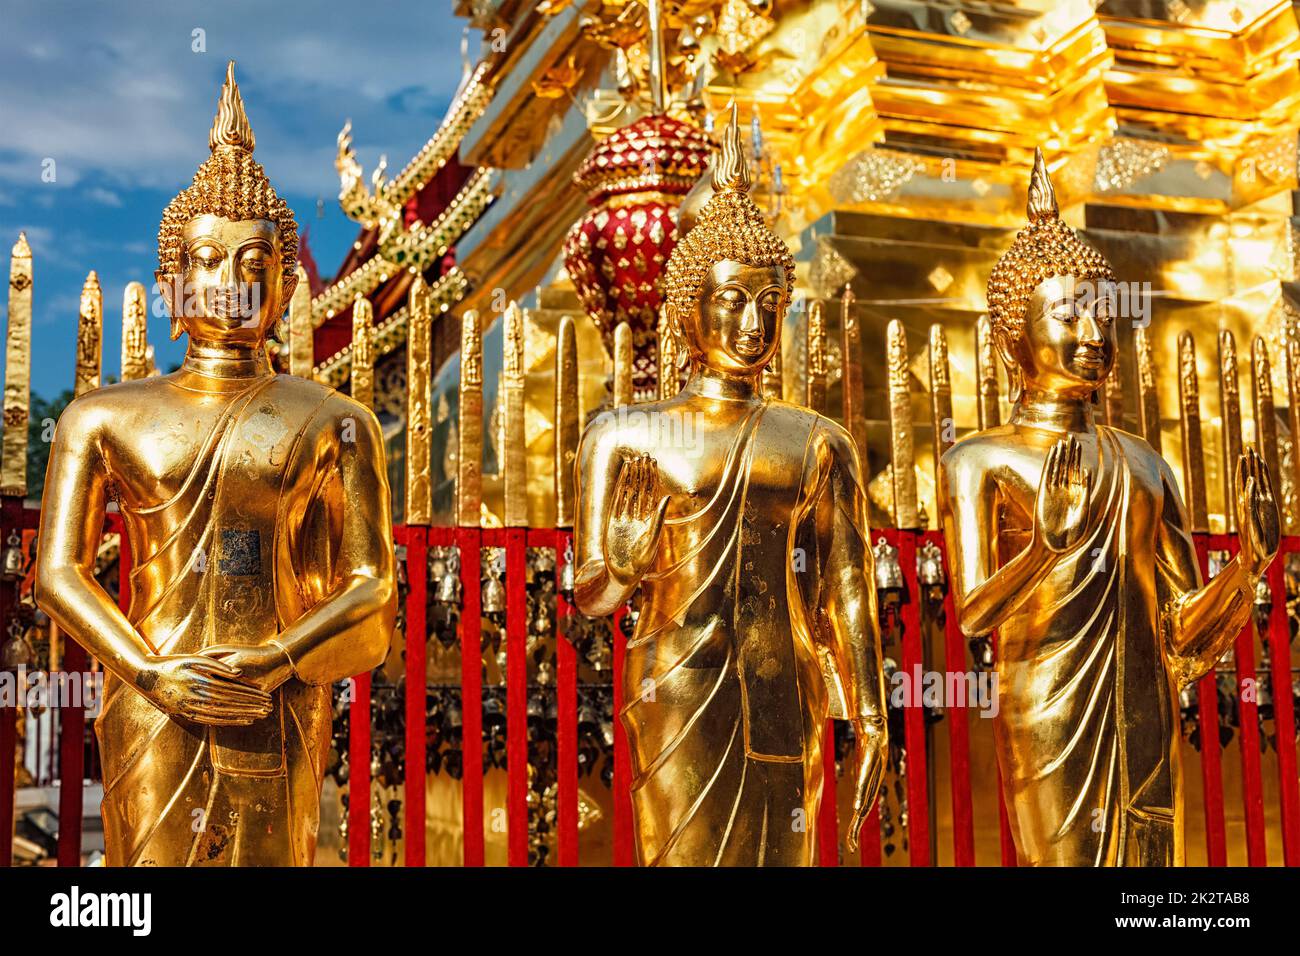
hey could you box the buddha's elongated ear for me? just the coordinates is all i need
[156,270,184,341]
[993,326,1023,403]
[279,270,299,315]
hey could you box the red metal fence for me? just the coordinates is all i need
[2,511,1298,867]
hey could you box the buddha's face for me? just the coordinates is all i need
[687,260,785,374]
[158,214,296,345]
[1005,274,1116,397]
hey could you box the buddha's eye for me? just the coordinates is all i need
[759,291,781,312]
[717,288,745,305]
[241,249,268,274]
[191,246,222,270]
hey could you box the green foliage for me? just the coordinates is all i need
[25,388,74,500]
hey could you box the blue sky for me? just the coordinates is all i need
[0,0,471,398]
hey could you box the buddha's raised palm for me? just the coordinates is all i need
[602,453,670,585]
[1235,445,1281,580]
[1034,434,1093,554]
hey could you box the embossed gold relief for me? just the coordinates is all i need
[32,62,396,867]
[406,277,434,526]
[351,294,376,409]
[554,315,580,528]
[120,282,149,383]
[287,264,314,380]
[75,271,102,399]
[887,319,918,530]
[502,301,529,527]
[458,309,483,527]
[2,233,32,498]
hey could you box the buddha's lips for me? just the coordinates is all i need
[1074,349,1105,368]
[734,333,764,356]
[206,288,253,321]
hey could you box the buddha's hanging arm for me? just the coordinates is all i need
[259,408,397,686]
[1161,446,1278,686]
[813,427,887,848]
[34,403,273,724]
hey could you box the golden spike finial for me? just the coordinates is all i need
[12,232,31,258]
[712,101,751,194]
[1026,147,1058,222]
[209,60,256,154]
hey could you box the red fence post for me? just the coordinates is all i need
[1267,541,1300,865]
[403,526,427,868]
[554,531,579,866]
[0,496,19,867]
[505,527,528,866]
[817,721,839,865]
[56,637,86,868]
[1222,536,1268,865]
[933,533,975,866]
[347,670,371,866]
[986,629,1017,867]
[458,526,484,867]
[611,603,633,866]
[1193,534,1228,865]
[896,530,931,866]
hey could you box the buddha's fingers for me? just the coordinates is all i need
[613,459,634,518]
[194,679,272,706]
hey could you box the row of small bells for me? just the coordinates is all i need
[329,540,620,864]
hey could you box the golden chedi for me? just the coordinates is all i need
[938,149,1280,866]
[34,62,397,866]
[573,105,888,866]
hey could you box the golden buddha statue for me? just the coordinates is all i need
[573,105,887,866]
[938,150,1280,866]
[33,62,397,866]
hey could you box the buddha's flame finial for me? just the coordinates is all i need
[209,60,256,154]
[712,100,751,194]
[1026,147,1058,222]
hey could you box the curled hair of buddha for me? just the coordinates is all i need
[986,148,1114,348]
[662,101,795,350]
[157,61,299,297]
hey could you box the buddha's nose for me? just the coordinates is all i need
[1079,308,1104,345]
[740,298,761,334]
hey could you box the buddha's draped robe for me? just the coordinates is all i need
[622,402,876,866]
[98,375,356,866]
[994,425,1250,866]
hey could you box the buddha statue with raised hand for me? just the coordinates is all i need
[938,149,1280,866]
[573,105,888,866]
[34,62,397,866]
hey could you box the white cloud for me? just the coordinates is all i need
[84,187,123,207]
[0,1,477,197]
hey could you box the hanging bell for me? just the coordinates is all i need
[0,631,34,672]
[873,535,905,617]
[482,575,506,615]
[435,547,462,604]
[1,530,25,582]
[873,536,904,590]
[916,539,946,588]
[559,539,576,599]
[481,548,506,614]
[1252,575,1272,633]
